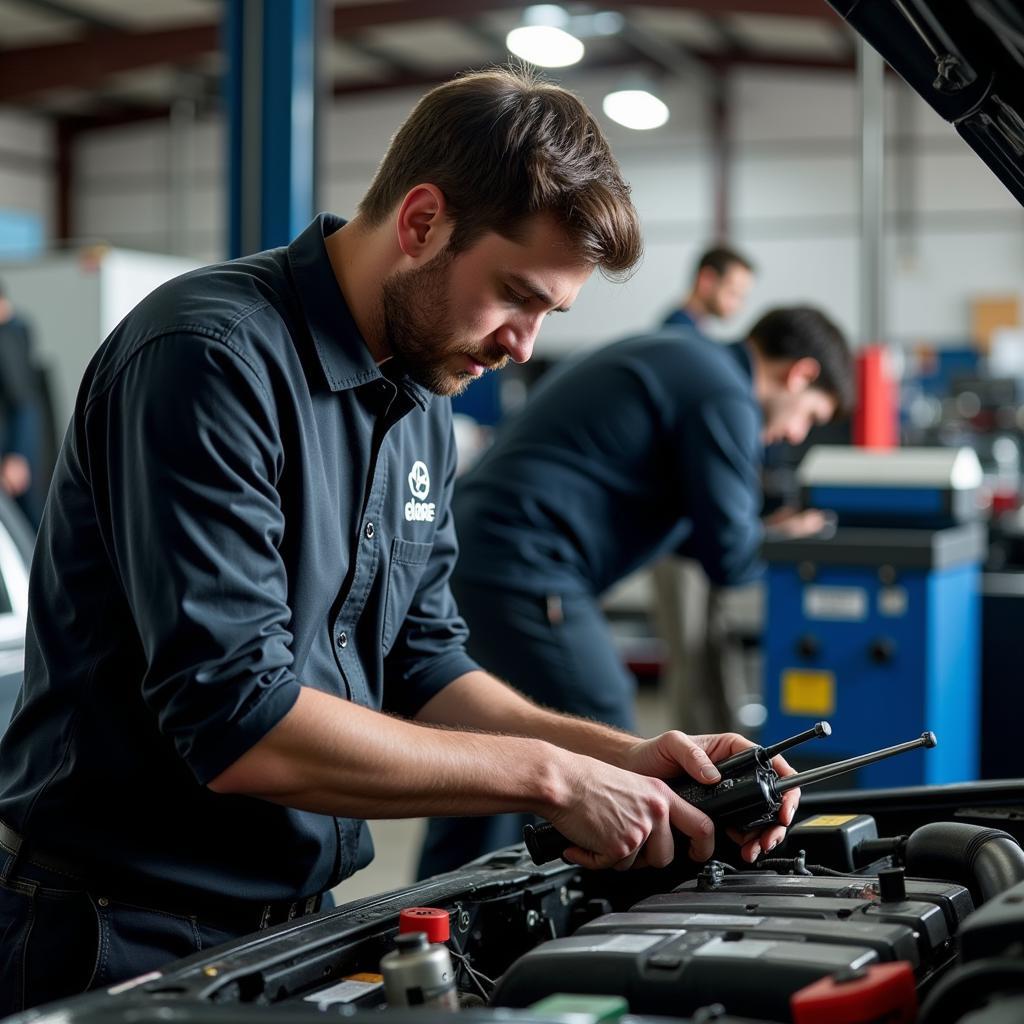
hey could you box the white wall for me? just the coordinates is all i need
[0,106,54,246]
[70,65,1024,355]
[0,249,199,429]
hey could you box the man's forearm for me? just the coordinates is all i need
[208,683,576,820]
[416,670,639,769]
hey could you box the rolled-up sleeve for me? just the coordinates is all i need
[675,391,765,586]
[92,331,301,784]
[382,429,479,718]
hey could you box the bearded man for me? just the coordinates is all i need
[0,68,798,1013]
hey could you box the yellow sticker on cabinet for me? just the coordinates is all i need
[781,669,836,716]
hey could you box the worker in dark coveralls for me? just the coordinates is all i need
[0,280,45,528]
[0,68,799,1014]
[418,306,850,878]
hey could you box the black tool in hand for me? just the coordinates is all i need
[522,726,937,865]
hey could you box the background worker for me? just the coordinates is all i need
[0,280,44,529]
[664,244,756,337]
[417,305,851,879]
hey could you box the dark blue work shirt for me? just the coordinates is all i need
[662,306,705,336]
[0,215,477,903]
[453,329,764,596]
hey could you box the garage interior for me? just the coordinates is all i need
[1,2,1024,1022]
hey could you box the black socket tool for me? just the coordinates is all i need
[523,726,937,865]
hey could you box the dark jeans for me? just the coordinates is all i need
[416,579,636,880]
[0,850,242,1016]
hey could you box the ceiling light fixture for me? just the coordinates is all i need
[506,6,585,68]
[602,87,670,130]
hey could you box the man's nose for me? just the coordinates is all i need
[495,315,542,364]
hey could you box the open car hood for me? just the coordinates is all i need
[829,0,1024,204]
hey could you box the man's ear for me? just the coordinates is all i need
[785,356,821,394]
[395,184,450,259]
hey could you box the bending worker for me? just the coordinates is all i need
[0,68,797,1014]
[418,305,851,879]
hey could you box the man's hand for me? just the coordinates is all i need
[763,505,833,539]
[545,752,714,871]
[618,730,801,863]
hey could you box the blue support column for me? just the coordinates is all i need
[225,0,318,258]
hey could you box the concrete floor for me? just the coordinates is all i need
[332,686,673,904]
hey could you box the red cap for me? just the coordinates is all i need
[791,963,917,1024]
[398,907,450,943]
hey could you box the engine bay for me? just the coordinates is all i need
[11,779,1024,1024]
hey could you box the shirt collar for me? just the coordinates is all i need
[286,214,432,409]
[663,307,701,331]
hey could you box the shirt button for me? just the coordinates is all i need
[365,521,375,540]
[337,632,348,649]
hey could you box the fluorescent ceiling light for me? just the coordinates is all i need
[506,25,585,68]
[602,89,669,130]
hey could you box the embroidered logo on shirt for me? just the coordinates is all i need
[405,460,435,523]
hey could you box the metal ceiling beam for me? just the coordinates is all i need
[0,1,838,104]
[0,24,218,103]
[329,0,837,33]
[6,0,126,32]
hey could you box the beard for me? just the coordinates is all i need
[380,246,508,397]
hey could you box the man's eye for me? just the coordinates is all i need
[506,288,529,305]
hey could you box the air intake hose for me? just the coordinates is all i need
[905,822,1024,905]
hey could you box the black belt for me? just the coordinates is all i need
[0,819,324,934]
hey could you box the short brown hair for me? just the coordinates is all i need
[748,306,854,417]
[358,66,642,279]
[695,244,755,280]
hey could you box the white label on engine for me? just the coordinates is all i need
[305,978,383,1005]
[804,585,868,621]
[694,937,775,958]
[552,934,667,954]
[680,913,764,926]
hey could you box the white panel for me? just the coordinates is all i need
[187,121,224,175]
[0,168,53,239]
[322,179,373,219]
[77,122,171,178]
[916,148,1021,213]
[733,69,856,143]
[619,151,712,226]
[99,249,200,337]
[77,191,169,240]
[734,153,857,220]
[0,107,53,157]
[887,227,1024,344]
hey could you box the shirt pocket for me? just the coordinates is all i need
[381,537,433,653]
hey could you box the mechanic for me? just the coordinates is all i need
[663,244,755,337]
[0,68,796,1014]
[418,306,851,878]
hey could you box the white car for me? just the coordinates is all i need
[0,493,33,729]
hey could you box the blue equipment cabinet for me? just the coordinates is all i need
[762,447,985,788]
